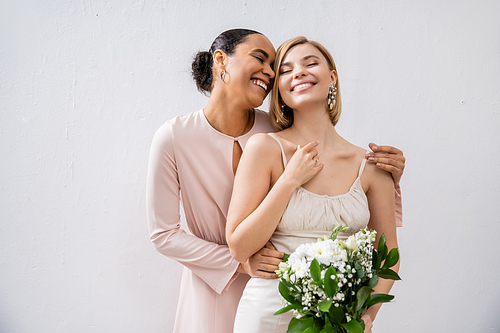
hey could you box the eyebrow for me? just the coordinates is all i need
[280,55,321,67]
[253,49,270,59]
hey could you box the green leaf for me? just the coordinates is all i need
[278,281,296,303]
[365,293,395,309]
[341,320,364,333]
[355,286,373,312]
[328,306,344,324]
[288,317,315,333]
[383,248,399,269]
[378,234,387,261]
[324,266,338,298]
[281,278,294,289]
[319,327,339,333]
[378,269,401,281]
[283,253,290,262]
[367,275,379,288]
[310,259,321,283]
[303,327,321,333]
[354,262,365,278]
[372,250,381,271]
[318,298,333,312]
[274,303,299,315]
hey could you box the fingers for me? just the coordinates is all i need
[368,142,402,155]
[247,248,283,278]
[300,141,320,153]
[252,270,279,279]
[256,262,280,273]
[366,156,405,170]
[257,247,284,260]
[366,143,405,172]
[366,152,405,164]
[264,241,276,250]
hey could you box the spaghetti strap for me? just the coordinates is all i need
[267,133,288,168]
[358,151,369,177]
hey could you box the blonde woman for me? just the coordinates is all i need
[227,37,400,333]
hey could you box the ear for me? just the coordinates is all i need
[330,70,337,85]
[213,49,228,70]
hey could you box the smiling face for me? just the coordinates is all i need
[223,34,276,109]
[278,43,336,111]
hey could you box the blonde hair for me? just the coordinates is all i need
[269,36,342,131]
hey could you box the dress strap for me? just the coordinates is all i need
[358,151,369,177]
[267,133,288,168]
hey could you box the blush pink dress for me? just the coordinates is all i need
[146,109,403,333]
[146,109,275,333]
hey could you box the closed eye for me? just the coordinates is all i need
[254,56,264,63]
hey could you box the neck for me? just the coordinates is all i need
[289,104,342,149]
[203,89,254,138]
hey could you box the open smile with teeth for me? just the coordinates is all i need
[292,82,315,91]
[252,79,268,91]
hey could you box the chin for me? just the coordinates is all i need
[249,96,266,109]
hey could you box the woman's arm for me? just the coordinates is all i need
[366,143,405,227]
[363,163,400,327]
[226,134,322,263]
[146,122,241,293]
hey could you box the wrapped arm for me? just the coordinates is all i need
[146,122,240,294]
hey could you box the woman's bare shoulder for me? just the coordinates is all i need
[245,133,284,159]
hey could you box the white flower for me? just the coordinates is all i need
[291,258,310,279]
[345,235,358,252]
[276,227,386,321]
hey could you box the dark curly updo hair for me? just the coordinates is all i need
[191,28,262,94]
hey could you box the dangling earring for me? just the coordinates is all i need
[220,69,226,82]
[327,83,337,110]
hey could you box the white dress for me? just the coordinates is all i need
[233,134,371,333]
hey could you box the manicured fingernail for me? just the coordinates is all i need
[372,146,379,151]
[368,157,374,162]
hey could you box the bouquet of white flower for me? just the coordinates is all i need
[275,227,400,333]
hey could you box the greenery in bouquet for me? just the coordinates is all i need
[275,227,400,333]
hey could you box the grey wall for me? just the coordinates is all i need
[1,0,499,332]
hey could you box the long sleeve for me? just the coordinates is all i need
[146,121,240,294]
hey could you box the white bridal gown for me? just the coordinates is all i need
[233,134,371,333]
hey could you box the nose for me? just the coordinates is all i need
[263,63,275,79]
[293,68,307,79]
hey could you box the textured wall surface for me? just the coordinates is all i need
[1,0,499,332]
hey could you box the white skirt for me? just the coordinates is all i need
[233,278,293,333]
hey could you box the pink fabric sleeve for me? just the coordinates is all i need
[394,184,403,227]
[146,122,240,294]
